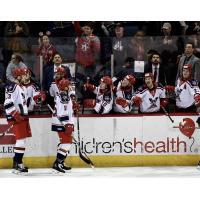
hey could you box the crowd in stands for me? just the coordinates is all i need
[1,21,200,115]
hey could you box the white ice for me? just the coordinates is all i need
[0,166,200,177]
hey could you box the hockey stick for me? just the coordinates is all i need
[0,123,15,137]
[161,106,174,123]
[47,104,94,168]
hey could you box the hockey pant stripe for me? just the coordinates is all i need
[14,138,26,153]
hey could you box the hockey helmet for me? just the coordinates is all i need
[125,74,136,85]
[56,67,66,75]
[12,67,29,78]
[58,79,70,91]
[144,73,154,80]
[100,76,112,86]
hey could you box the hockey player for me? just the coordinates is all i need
[132,73,168,113]
[22,68,46,113]
[49,66,66,98]
[114,74,136,113]
[51,78,80,173]
[4,67,45,173]
[165,64,200,112]
[84,76,113,114]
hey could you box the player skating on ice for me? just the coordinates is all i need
[132,73,168,113]
[4,67,45,174]
[114,74,136,113]
[84,76,113,114]
[51,79,80,173]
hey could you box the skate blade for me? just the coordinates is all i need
[12,169,28,175]
[52,169,66,175]
[197,165,200,170]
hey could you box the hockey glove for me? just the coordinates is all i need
[194,95,200,106]
[132,96,142,106]
[164,85,175,92]
[115,97,128,108]
[83,83,96,91]
[33,91,46,104]
[160,98,168,108]
[72,101,81,113]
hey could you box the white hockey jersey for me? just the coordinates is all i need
[114,82,135,113]
[52,90,75,132]
[23,82,40,112]
[92,87,113,114]
[133,84,166,113]
[4,83,28,120]
[49,81,59,98]
[175,79,200,108]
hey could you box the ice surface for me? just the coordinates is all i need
[0,166,200,178]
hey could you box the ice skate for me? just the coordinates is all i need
[12,162,28,174]
[52,161,65,174]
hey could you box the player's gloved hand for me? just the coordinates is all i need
[83,83,96,91]
[33,91,46,104]
[132,96,142,106]
[115,97,128,108]
[194,95,200,106]
[164,85,175,92]
[72,101,81,113]
[11,110,24,123]
[160,99,168,108]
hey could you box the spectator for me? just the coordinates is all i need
[6,54,27,83]
[112,23,129,75]
[114,75,136,113]
[128,30,153,61]
[37,31,57,66]
[132,73,168,113]
[42,53,71,92]
[74,21,101,100]
[3,21,31,67]
[176,42,200,82]
[144,52,166,86]
[74,21,100,77]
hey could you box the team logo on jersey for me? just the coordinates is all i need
[148,97,158,109]
[103,94,112,102]
[81,42,90,51]
[60,93,70,104]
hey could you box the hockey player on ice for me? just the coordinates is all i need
[165,64,200,112]
[51,79,80,173]
[4,67,45,173]
[132,73,168,113]
[114,74,136,113]
[84,76,113,114]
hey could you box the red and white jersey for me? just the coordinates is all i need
[49,81,75,98]
[52,90,75,132]
[23,83,40,112]
[114,82,135,113]
[134,84,166,113]
[175,79,200,108]
[49,81,59,98]
[92,87,113,114]
[4,82,28,118]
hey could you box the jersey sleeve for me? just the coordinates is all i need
[4,84,18,114]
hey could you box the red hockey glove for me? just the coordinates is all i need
[132,96,142,106]
[72,101,81,113]
[194,95,200,106]
[83,99,96,108]
[164,85,175,92]
[11,110,24,123]
[160,99,168,108]
[33,91,46,104]
[83,83,96,91]
[115,97,128,108]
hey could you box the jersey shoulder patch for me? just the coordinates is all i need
[5,82,17,93]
